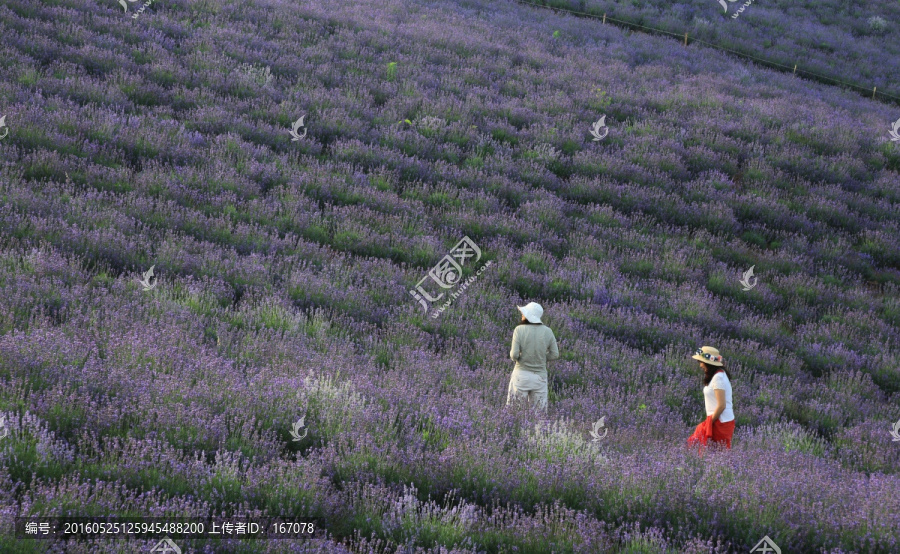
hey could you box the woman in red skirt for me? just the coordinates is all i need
[687,346,735,450]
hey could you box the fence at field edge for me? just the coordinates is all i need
[513,0,900,108]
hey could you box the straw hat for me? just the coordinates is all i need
[517,302,544,324]
[692,346,724,366]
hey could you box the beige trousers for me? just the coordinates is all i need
[506,368,548,411]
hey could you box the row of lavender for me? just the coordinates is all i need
[537,0,900,97]
[1,0,899,551]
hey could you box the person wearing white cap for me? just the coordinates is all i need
[506,302,559,412]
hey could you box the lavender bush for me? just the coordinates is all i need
[0,0,899,551]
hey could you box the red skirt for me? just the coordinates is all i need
[687,416,735,449]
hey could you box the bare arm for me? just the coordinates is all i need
[712,389,726,421]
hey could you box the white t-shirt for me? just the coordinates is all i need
[703,371,734,423]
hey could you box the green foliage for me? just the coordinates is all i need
[2,426,74,486]
[591,88,613,110]
[491,127,518,145]
[18,69,39,86]
[520,252,548,273]
[620,259,654,278]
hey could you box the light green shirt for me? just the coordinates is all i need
[510,324,559,375]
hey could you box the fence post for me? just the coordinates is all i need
[684,32,688,47]
[793,64,797,75]
[603,13,606,24]
[873,87,877,99]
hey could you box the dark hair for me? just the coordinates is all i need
[518,315,542,325]
[701,362,730,386]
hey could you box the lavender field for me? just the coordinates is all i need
[541,0,900,99]
[0,0,899,552]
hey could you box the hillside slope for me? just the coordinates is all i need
[540,0,900,98]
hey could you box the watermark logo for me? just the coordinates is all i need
[120,0,154,18]
[409,236,491,318]
[150,537,181,554]
[289,416,308,441]
[428,258,492,318]
[890,419,900,442]
[717,0,737,13]
[289,116,307,141]
[889,118,900,142]
[740,265,757,291]
[727,0,754,19]
[750,536,780,554]
[0,416,8,440]
[590,417,608,441]
[138,265,157,291]
[590,115,608,141]
[0,115,8,140]
[131,0,157,20]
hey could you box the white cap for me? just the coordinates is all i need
[517,302,544,324]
